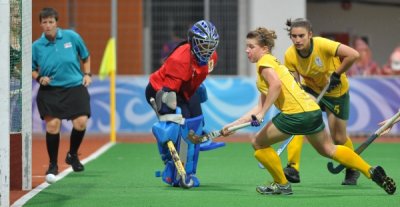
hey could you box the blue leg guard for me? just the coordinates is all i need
[152,110,181,186]
[195,84,226,151]
[178,115,204,187]
[152,110,203,187]
[199,125,226,152]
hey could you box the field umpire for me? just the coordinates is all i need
[32,7,91,176]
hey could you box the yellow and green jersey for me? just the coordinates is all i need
[284,37,349,97]
[256,54,320,114]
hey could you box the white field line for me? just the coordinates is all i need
[11,142,115,207]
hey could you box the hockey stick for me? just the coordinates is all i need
[275,82,330,156]
[150,98,193,189]
[187,121,252,144]
[327,108,400,174]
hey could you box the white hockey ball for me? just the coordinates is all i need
[46,174,57,184]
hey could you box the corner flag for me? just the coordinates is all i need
[99,38,117,142]
[99,38,116,80]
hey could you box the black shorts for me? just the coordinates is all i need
[36,85,91,120]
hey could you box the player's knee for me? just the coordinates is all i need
[316,144,336,158]
[74,124,87,131]
[251,138,258,149]
[251,136,265,150]
[332,134,348,145]
[72,116,88,129]
[46,119,61,133]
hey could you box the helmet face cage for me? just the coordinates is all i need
[189,20,219,65]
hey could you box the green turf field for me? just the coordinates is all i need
[23,142,400,207]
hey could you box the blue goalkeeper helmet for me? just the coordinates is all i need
[188,20,219,66]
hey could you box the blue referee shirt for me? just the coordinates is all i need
[32,28,90,87]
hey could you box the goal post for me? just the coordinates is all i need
[0,1,11,206]
[9,0,32,192]
[20,0,32,191]
[1,0,32,206]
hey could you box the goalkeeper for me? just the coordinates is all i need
[144,20,224,187]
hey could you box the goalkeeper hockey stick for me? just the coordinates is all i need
[327,108,400,174]
[187,121,253,144]
[188,115,263,144]
[150,98,193,189]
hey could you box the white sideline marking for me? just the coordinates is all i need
[11,142,115,207]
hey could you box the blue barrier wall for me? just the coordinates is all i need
[32,76,400,135]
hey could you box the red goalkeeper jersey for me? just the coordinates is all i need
[150,43,217,101]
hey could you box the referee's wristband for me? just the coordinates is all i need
[84,72,92,77]
[36,75,42,83]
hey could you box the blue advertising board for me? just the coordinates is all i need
[32,76,400,135]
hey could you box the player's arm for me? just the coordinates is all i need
[222,67,274,129]
[327,44,359,92]
[82,56,92,87]
[32,47,49,85]
[227,66,280,127]
[230,97,263,126]
[379,116,400,135]
[32,68,51,86]
[257,66,281,121]
[335,44,360,74]
[32,69,40,82]
[221,99,261,136]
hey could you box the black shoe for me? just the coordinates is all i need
[65,152,84,172]
[283,164,300,183]
[369,166,396,195]
[46,163,58,175]
[342,169,360,185]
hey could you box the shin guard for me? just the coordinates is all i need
[152,111,203,187]
[178,115,203,187]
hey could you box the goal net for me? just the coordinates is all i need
[0,0,31,206]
